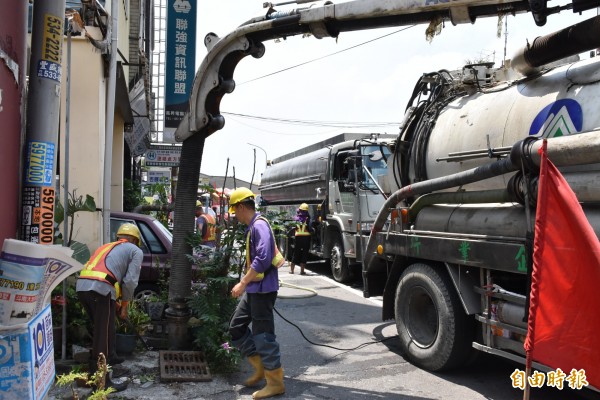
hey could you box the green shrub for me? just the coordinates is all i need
[187,248,240,373]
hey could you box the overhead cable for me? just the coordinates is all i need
[239,25,416,85]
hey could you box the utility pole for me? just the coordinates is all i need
[248,143,268,189]
[20,0,66,244]
[102,0,119,244]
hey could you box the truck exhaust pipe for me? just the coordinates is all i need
[511,15,600,76]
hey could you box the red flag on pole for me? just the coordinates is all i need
[524,139,600,389]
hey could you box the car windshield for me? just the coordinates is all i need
[361,144,390,190]
[153,220,173,241]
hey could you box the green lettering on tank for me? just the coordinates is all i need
[515,246,527,272]
[410,236,421,256]
[459,241,470,262]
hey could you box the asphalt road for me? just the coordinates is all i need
[270,264,599,400]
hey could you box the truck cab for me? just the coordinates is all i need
[260,133,392,282]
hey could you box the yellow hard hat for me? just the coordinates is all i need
[299,203,309,211]
[229,187,255,213]
[117,223,141,244]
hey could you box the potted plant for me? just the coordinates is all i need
[143,294,166,321]
[115,302,150,355]
[140,257,169,320]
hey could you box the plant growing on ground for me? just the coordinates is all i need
[187,228,241,373]
[55,353,115,400]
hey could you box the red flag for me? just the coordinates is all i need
[525,140,600,388]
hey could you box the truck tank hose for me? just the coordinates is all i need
[512,15,600,76]
[407,189,517,220]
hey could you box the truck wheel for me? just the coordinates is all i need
[330,236,352,283]
[394,263,473,371]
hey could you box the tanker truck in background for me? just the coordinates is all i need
[259,133,393,282]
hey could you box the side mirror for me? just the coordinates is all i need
[368,150,384,162]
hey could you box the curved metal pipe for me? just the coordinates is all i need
[408,189,517,221]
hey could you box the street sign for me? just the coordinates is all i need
[145,145,181,167]
[148,169,171,183]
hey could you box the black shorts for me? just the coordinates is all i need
[292,235,310,264]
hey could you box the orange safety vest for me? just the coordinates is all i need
[245,216,285,282]
[199,213,216,242]
[79,239,125,298]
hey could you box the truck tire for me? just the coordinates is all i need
[330,236,352,283]
[394,263,473,371]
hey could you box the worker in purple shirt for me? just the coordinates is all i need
[228,187,285,399]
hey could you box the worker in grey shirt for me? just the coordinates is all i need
[76,223,143,392]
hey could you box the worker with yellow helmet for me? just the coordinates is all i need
[76,223,143,392]
[228,187,286,399]
[290,203,312,275]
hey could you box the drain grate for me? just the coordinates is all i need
[159,350,212,382]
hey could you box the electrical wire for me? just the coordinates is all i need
[239,25,416,85]
[226,114,343,136]
[223,111,401,128]
[274,307,398,351]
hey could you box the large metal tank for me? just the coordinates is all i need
[389,57,600,194]
[260,147,329,205]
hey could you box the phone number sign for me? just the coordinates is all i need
[145,146,181,167]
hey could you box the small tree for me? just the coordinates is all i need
[54,190,97,264]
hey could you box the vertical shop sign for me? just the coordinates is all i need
[164,0,196,131]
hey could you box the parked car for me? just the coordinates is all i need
[110,211,172,299]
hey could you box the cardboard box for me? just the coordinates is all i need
[0,304,55,400]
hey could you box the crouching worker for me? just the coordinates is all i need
[76,223,143,392]
[228,188,286,399]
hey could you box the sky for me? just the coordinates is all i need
[190,1,597,185]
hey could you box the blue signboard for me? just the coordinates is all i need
[165,0,197,129]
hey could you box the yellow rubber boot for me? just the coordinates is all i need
[244,355,265,387]
[252,367,285,399]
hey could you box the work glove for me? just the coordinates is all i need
[116,300,129,320]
